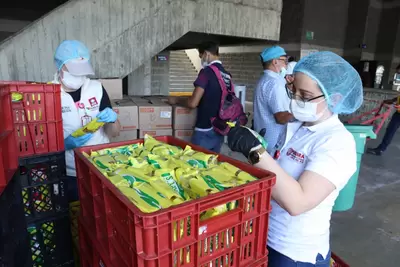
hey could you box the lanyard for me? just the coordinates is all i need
[75,101,92,127]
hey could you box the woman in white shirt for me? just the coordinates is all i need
[228,51,363,267]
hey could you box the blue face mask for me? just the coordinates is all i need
[279,67,287,78]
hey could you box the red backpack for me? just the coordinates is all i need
[208,64,248,136]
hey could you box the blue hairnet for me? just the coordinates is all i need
[293,51,363,114]
[54,40,91,71]
[260,46,286,62]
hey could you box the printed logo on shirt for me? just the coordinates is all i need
[62,106,72,113]
[286,148,305,164]
[88,97,98,107]
[87,97,99,111]
[76,102,85,109]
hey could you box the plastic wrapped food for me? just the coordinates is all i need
[149,179,185,205]
[84,134,258,217]
[128,156,149,168]
[152,169,187,200]
[113,154,130,164]
[111,168,151,187]
[182,176,219,199]
[92,155,116,170]
[144,135,182,156]
[147,154,170,169]
[94,143,143,156]
[71,118,105,137]
[201,175,240,191]
[182,146,218,168]
[11,92,23,102]
[219,162,257,183]
[201,168,235,183]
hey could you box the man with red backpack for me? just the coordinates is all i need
[169,42,246,152]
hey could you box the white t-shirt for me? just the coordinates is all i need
[268,115,357,264]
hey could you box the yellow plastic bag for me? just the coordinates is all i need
[11,92,23,102]
[71,118,105,137]
[182,146,218,168]
[219,162,257,183]
[152,169,187,200]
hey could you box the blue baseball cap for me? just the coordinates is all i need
[260,46,287,62]
[54,40,95,76]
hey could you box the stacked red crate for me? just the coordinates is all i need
[75,137,276,267]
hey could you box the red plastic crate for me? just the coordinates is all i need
[331,252,350,267]
[79,220,113,267]
[0,131,18,192]
[75,136,276,267]
[0,83,64,158]
[0,86,13,136]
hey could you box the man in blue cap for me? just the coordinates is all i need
[253,46,293,154]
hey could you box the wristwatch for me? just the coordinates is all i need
[248,147,266,165]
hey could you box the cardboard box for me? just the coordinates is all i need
[99,78,123,100]
[131,97,172,129]
[111,130,138,142]
[138,129,173,138]
[173,130,193,143]
[112,98,138,131]
[172,106,197,130]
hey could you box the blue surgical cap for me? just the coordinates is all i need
[54,40,91,71]
[293,51,363,114]
[260,46,286,62]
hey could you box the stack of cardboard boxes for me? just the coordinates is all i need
[102,79,197,142]
[111,97,139,141]
[172,105,197,142]
[132,97,173,138]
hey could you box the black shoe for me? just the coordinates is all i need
[366,148,383,156]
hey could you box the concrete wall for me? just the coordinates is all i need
[127,61,152,96]
[219,52,261,101]
[0,0,282,83]
[127,51,171,96]
[301,0,350,49]
[151,51,170,95]
[279,0,400,89]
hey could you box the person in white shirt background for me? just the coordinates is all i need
[253,46,294,155]
[228,51,363,267]
[54,40,121,201]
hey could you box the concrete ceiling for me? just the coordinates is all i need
[166,32,276,51]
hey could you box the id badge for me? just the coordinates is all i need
[81,115,92,127]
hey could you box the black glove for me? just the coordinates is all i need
[227,126,266,158]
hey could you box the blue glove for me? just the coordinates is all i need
[97,107,117,123]
[64,133,93,150]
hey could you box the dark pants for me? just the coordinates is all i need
[67,176,79,202]
[378,112,400,151]
[268,246,331,267]
[191,129,224,153]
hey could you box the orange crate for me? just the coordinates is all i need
[0,83,64,158]
[75,136,276,267]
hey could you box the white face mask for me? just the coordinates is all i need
[61,71,86,90]
[290,98,326,122]
[279,67,287,78]
[201,53,209,68]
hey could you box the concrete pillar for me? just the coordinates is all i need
[127,60,151,96]
[127,51,170,96]
[151,51,170,95]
